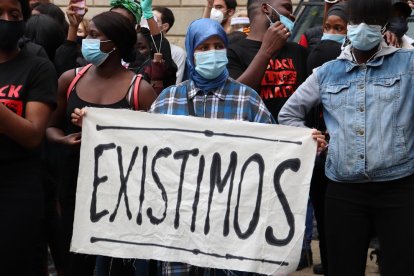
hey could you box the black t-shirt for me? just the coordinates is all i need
[0,49,57,162]
[227,38,308,120]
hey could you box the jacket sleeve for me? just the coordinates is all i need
[278,71,321,127]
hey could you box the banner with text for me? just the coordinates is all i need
[72,107,316,275]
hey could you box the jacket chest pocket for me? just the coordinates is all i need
[322,84,349,110]
[373,77,400,102]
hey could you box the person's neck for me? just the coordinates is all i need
[352,45,381,64]
[94,57,125,78]
[0,48,20,63]
[222,19,231,34]
[247,21,268,42]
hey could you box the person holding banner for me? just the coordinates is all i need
[150,17,273,276]
[149,17,326,276]
[46,11,156,276]
[278,0,414,275]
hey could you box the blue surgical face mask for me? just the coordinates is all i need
[321,33,346,44]
[194,49,228,80]
[81,38,114,66]
[347,23,383,51]
[265,3,295,32]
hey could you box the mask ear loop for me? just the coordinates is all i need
[381,22,389,34]
[341,36,351,51]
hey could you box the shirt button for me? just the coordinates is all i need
[359,154,364,159]
[358,84,364,90]
[359,106,365,112]
[357,129,365,135]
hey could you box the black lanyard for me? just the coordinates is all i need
[187,95,196,116]
[187,88,196,117]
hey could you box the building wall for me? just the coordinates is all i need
[54,0,300,47]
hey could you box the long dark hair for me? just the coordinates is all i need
[33,3,69,34]
[25,14,65,62]
[92,11,137,62]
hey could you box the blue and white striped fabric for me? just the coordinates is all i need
[150,78,275,124]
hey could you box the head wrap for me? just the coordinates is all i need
[109,0,142,23]
[327,2,348,23]
[185,18,229,92]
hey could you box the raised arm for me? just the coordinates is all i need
[236,22,290,92]
[202,0,214,18]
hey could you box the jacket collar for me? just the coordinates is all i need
[338,41,400,72]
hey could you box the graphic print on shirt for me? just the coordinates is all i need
[0,84,23,116]
[260,58,297,100]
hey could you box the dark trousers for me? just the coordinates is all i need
[325,173,414,276]
[309,155,328,272]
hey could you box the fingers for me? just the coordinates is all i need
[71,108,86,127]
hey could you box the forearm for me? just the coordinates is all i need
[67,25,78,42]
[236,48,271,92]
[147,17,160,36]
[0,103,51,148]
[202,5,212,18]
[46,127,66,144]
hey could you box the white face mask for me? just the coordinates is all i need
[210,8,225,24]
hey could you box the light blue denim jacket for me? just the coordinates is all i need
[278,43,414,182]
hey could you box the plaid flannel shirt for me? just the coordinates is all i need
[150,78,273,276]
[150,78,274,124]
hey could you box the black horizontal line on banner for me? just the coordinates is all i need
[96,125,302,145]
[90,236,289,266]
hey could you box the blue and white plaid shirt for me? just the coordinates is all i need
[150,78,272,276]
[150,78,274,124]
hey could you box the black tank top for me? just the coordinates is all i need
[63,74,138,135]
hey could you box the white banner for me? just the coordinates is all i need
[72,107,316,275]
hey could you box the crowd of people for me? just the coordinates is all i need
[1,0,414,275]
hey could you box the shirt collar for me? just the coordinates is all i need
[187,80,227,101]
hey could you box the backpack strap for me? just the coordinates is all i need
[66,64,93,100]
[131,74,143,110]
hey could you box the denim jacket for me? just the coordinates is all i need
[278,43,414,182]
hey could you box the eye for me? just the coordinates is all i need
[10,11,22,20]
[197,45,208,51]
[334,26,344,32]
[215,43,225,50]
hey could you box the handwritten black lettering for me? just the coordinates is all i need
[147,148,171,225]
[205,152,237,236]
[90,143,116,222]
[173,149,199,229]
[265,159,300,246]
[137,146,148,225]
[234,154,264,239]
[109,146,137,222]
[191,155,205,232]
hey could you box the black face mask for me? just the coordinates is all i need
[388,17,409,39]
[0,20,26,51]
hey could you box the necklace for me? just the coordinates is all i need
[351,45,382,64]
